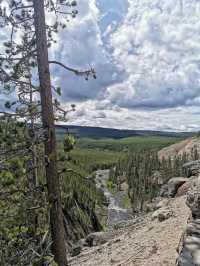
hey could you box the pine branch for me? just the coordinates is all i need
[49,60,96,78]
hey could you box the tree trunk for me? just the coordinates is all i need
[33,0,68,265]
[26,69,38,237]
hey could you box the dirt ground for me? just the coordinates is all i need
[69,196,190,266]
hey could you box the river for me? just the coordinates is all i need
[95,169,133,227]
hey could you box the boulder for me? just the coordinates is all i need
[183,160,200,177]
[186,221,200,236]
[186,191,200,218]
[176,183,190,197]
[152,208,173,222]
[176,176,199,197]
[77,238,87,247]
[167,177,188,197]
[85,231,114,247]
[71,238,88,257]
[155,199,170,209]
[144,202,157,212]
[177,235,200,266]
[160,178,187,198]
[71,245,82,257]
[143,197,162,212]
[159,184,169,197]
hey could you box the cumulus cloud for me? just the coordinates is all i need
[49,0,200,131]
[67,101,200,132]
[107,0,200,109]
[49,0,123,101]
[2,0,200,131]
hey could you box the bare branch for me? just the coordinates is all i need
[49,60,96,78]
[10,5,34,16]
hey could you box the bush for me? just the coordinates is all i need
[0,171,15,186]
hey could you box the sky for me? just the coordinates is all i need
[2,0,200,132]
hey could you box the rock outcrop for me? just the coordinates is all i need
[176,176,199,197]
[176,177,200,266]
[168,177,188,197]
[85,231,115,247]
[160,162,200,199]
[160,177,188,197]
[151,198,173,222]
[183,160,200,177]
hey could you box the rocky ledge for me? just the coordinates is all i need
[176,162,200,266]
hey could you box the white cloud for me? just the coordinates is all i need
[67,101,200,132]
[107,0,200,109]
[49,0,118,101]
[2,0,200,131]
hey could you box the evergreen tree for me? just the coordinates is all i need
[0,1,96,265]
[111,150,193,212]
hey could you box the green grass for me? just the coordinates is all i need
[76,136,184,152]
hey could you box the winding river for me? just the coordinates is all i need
[95,169,133,227]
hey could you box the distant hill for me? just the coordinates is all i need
[56,125,194,139]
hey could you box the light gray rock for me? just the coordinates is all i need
[178,236,200,265]
[77,238,87,247]
[183,161,200,169]
[160,177,188,198]
[183,160,200,177]
[193,249,200,265]
[176,178,200,266]
[186,223,200,236]
[152,208,173,222]
[143,197,162,212]
[186,190,200,218]
[86,231,114,247]
[159,184,169,197]
[177,246,195,266]
[156,199,170,210]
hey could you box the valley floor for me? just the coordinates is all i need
[69,196,190,266]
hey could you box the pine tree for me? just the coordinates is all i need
[0,1,96,265]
